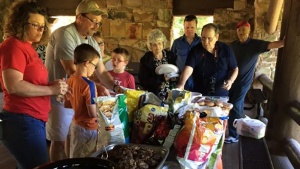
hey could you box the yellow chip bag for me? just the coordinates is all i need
[125,89,146,123]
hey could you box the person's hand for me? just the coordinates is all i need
[176,83,184,90]
[223,79,233,90]
[50,79,69,96]
[64,87,73,100]
[96,83,110,96]
[164,73,170,81]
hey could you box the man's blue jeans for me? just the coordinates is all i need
[228,83,252,138]
[0,110,49,169]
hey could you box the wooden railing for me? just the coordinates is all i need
[257,74,300,168]
[257,74,274,117]
[284,100,300,169]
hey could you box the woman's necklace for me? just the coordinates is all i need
[154,52,163,60]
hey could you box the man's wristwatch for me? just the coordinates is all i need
[113,84,118,92]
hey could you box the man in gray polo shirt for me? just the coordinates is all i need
[45,0,121,161]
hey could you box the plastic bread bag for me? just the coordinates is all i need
[233,116,266,139]
[130,104,168,144]
[95,94,130,144]
[174,111,217,169]
[177,103,226,119]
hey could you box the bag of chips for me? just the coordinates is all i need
[131,104,168,144]
[96,94,129,144]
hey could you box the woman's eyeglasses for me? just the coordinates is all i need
[81,14,102,27]
[27,23,47,31]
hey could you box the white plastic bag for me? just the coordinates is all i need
[233,116,266,139]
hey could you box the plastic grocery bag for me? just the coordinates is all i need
[233,116,266,139]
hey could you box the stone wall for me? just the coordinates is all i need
[96,0,173,62]
[0,0,281,79]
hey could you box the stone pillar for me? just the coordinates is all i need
[267,0,300,153]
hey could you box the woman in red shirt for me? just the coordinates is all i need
[0,1,68,168]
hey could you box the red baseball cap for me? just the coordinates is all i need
[236,21,250,29]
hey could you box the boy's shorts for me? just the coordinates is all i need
[46,97,74,141]
[69,122,97,158]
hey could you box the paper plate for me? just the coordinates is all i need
[155,64,179,75]
[167,72,179,78]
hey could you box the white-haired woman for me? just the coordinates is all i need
[138,29,177,100]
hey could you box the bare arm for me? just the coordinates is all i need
[177,66,193,90]
[60,60,76,76]
[223,67,239,90]
[268,38,285,49]
[87,104,97,118]
[95,61,116,91]
[2,68,66,97]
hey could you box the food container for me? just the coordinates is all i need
[91,144,169,169]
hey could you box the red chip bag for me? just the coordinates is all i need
[131,104,168,144]
[147,116,172,145]
[174,111,204,159]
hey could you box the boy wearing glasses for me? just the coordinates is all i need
[171,15,201,91]
[109,47,135,90]
[65,43,100,157]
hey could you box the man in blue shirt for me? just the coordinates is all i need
[177,23,238,96]
[171,15,201,91]
[226,20,285,144]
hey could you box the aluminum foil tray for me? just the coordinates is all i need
[90,144,169,169]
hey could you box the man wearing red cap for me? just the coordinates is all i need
[225,20,285,143]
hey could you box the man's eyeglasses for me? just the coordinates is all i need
[81,14,102,27]
[202,36,215,42]
[89,61,98,69]
[98,42,105,46]
[27,23,47,31]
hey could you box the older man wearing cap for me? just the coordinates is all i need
[225,20,285,144]
[45,0,121,161]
